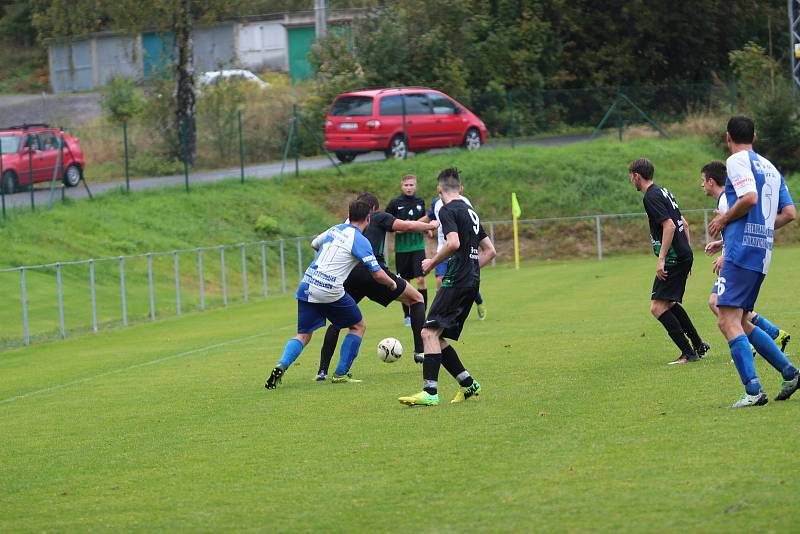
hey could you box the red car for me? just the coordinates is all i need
[324,87,487,163]
[0,124,85,194]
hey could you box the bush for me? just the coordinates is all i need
[102,76,144,125]
[254,215,280,237]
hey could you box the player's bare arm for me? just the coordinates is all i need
[681,216,691,247]
[705,239,723,255]
[477,236,496,268]
[370,268,398,291]
[392,219,439,233]
[775,204,797,230]
[656,218,676,280]
[421,231,459,274]
[708,191,757,236]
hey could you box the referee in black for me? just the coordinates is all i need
[399,168,496,406]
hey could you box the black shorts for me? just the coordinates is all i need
[424,285,478,340]
[651,258,692,302]
[395,250,425,280]
[344,264,406,307]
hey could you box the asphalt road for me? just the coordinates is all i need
[0,134,591,209]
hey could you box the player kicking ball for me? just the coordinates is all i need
[700,161,793,357]
[708,116,800,408]
[399,168,496,407]
[265,200,397,389]
[315,192,439,380]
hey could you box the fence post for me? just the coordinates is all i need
[198,250,205,311]
[174,252,181,317]
[148,253,155,321]
[293,105,300,176]
[238,110,245,184]
[28,142,34,211]
[703,210,710,245]
[261,241,268,297]
[241,242,248,303]
[123,121,130,193]
[220,246,228,306]
[181,118,190,193]
[89,259,98,333]
[56,263,65,339]
[296,238,303,280]
[119,257,128,327]
[596,216,603,261]
[21,267,29,346]
[489,222,496,267]
[280,239,286,294]
[1,145,6,221]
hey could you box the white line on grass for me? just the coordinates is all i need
[0,330,281,405]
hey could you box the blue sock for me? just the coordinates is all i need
[278,338,305,370]
[748,327,798,380]
[730,335,762,395]
[752,314,780,339]
[334,333,362,376]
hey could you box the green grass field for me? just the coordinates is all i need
[3,248,799,532]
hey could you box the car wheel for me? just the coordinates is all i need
[1,171,16,195]
[335,152,357,164]
[63,164,82,187]
[464,128,482,150]
[386,135,408,160]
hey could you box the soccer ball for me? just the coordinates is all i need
[377,337,403,363]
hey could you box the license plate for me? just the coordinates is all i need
[339,123,358,130]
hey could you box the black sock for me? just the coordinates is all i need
[402,303,410,319]
[657,309,695,355]
[420,288,428,310]
[670,303,702,347]
[422,353,442,394]
[474,291,483,305]
[409,302,425,354]
[441,345,473,387]
[319,324,340,374]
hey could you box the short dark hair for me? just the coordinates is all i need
[628,158,654,181]
[701,161,727,187]
[349,199,372,222]
[438,167,461,193]
[357,192,379,210]
[727,116,755,144]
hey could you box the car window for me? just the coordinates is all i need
[38,132,58,151]
[379,95,404,116]
[23,134,40,151]
[0,135,20,154]
[330,96,374,117]
[404,93,432,115]
[429,94,457,115]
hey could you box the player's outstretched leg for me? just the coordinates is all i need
[266,336,307,389]
[751,312,791,352]
[331,323,365,383]
[671,303,709,357]
[747,326,800,401]
[474,291,487,321]
[441,344,481,403]
[317,324,341,381]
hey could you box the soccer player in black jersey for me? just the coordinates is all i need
[629,158,709,365]
[315,192,439,381]
[385,175,430,325]
[399,168,496,406]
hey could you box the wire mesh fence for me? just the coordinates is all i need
[0,209,723,351]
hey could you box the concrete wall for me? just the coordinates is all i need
[93,34,141,87]
[236,21,288,72]
[194,24,237,73]
[49,40,94,93]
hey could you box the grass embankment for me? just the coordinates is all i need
[2,251,800,531]
[0,43,48,94]
[2,136,798,346]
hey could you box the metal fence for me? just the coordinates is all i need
[0,208,719,351]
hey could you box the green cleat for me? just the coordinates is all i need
[398,391,440,406]
[476,304,487,320]
[776,330,791,353]
[331,373,363,384]
[451,381,482,403]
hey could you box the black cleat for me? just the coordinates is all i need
[775,371,800,401]
[265,366,285,389]
[693,341,710,358]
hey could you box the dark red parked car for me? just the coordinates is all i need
[325,87,487,163]
[0,124,85,194]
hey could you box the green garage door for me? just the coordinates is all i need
[288,26,316,83]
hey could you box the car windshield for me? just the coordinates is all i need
[330,96,373,117]
[1,135,20,154]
